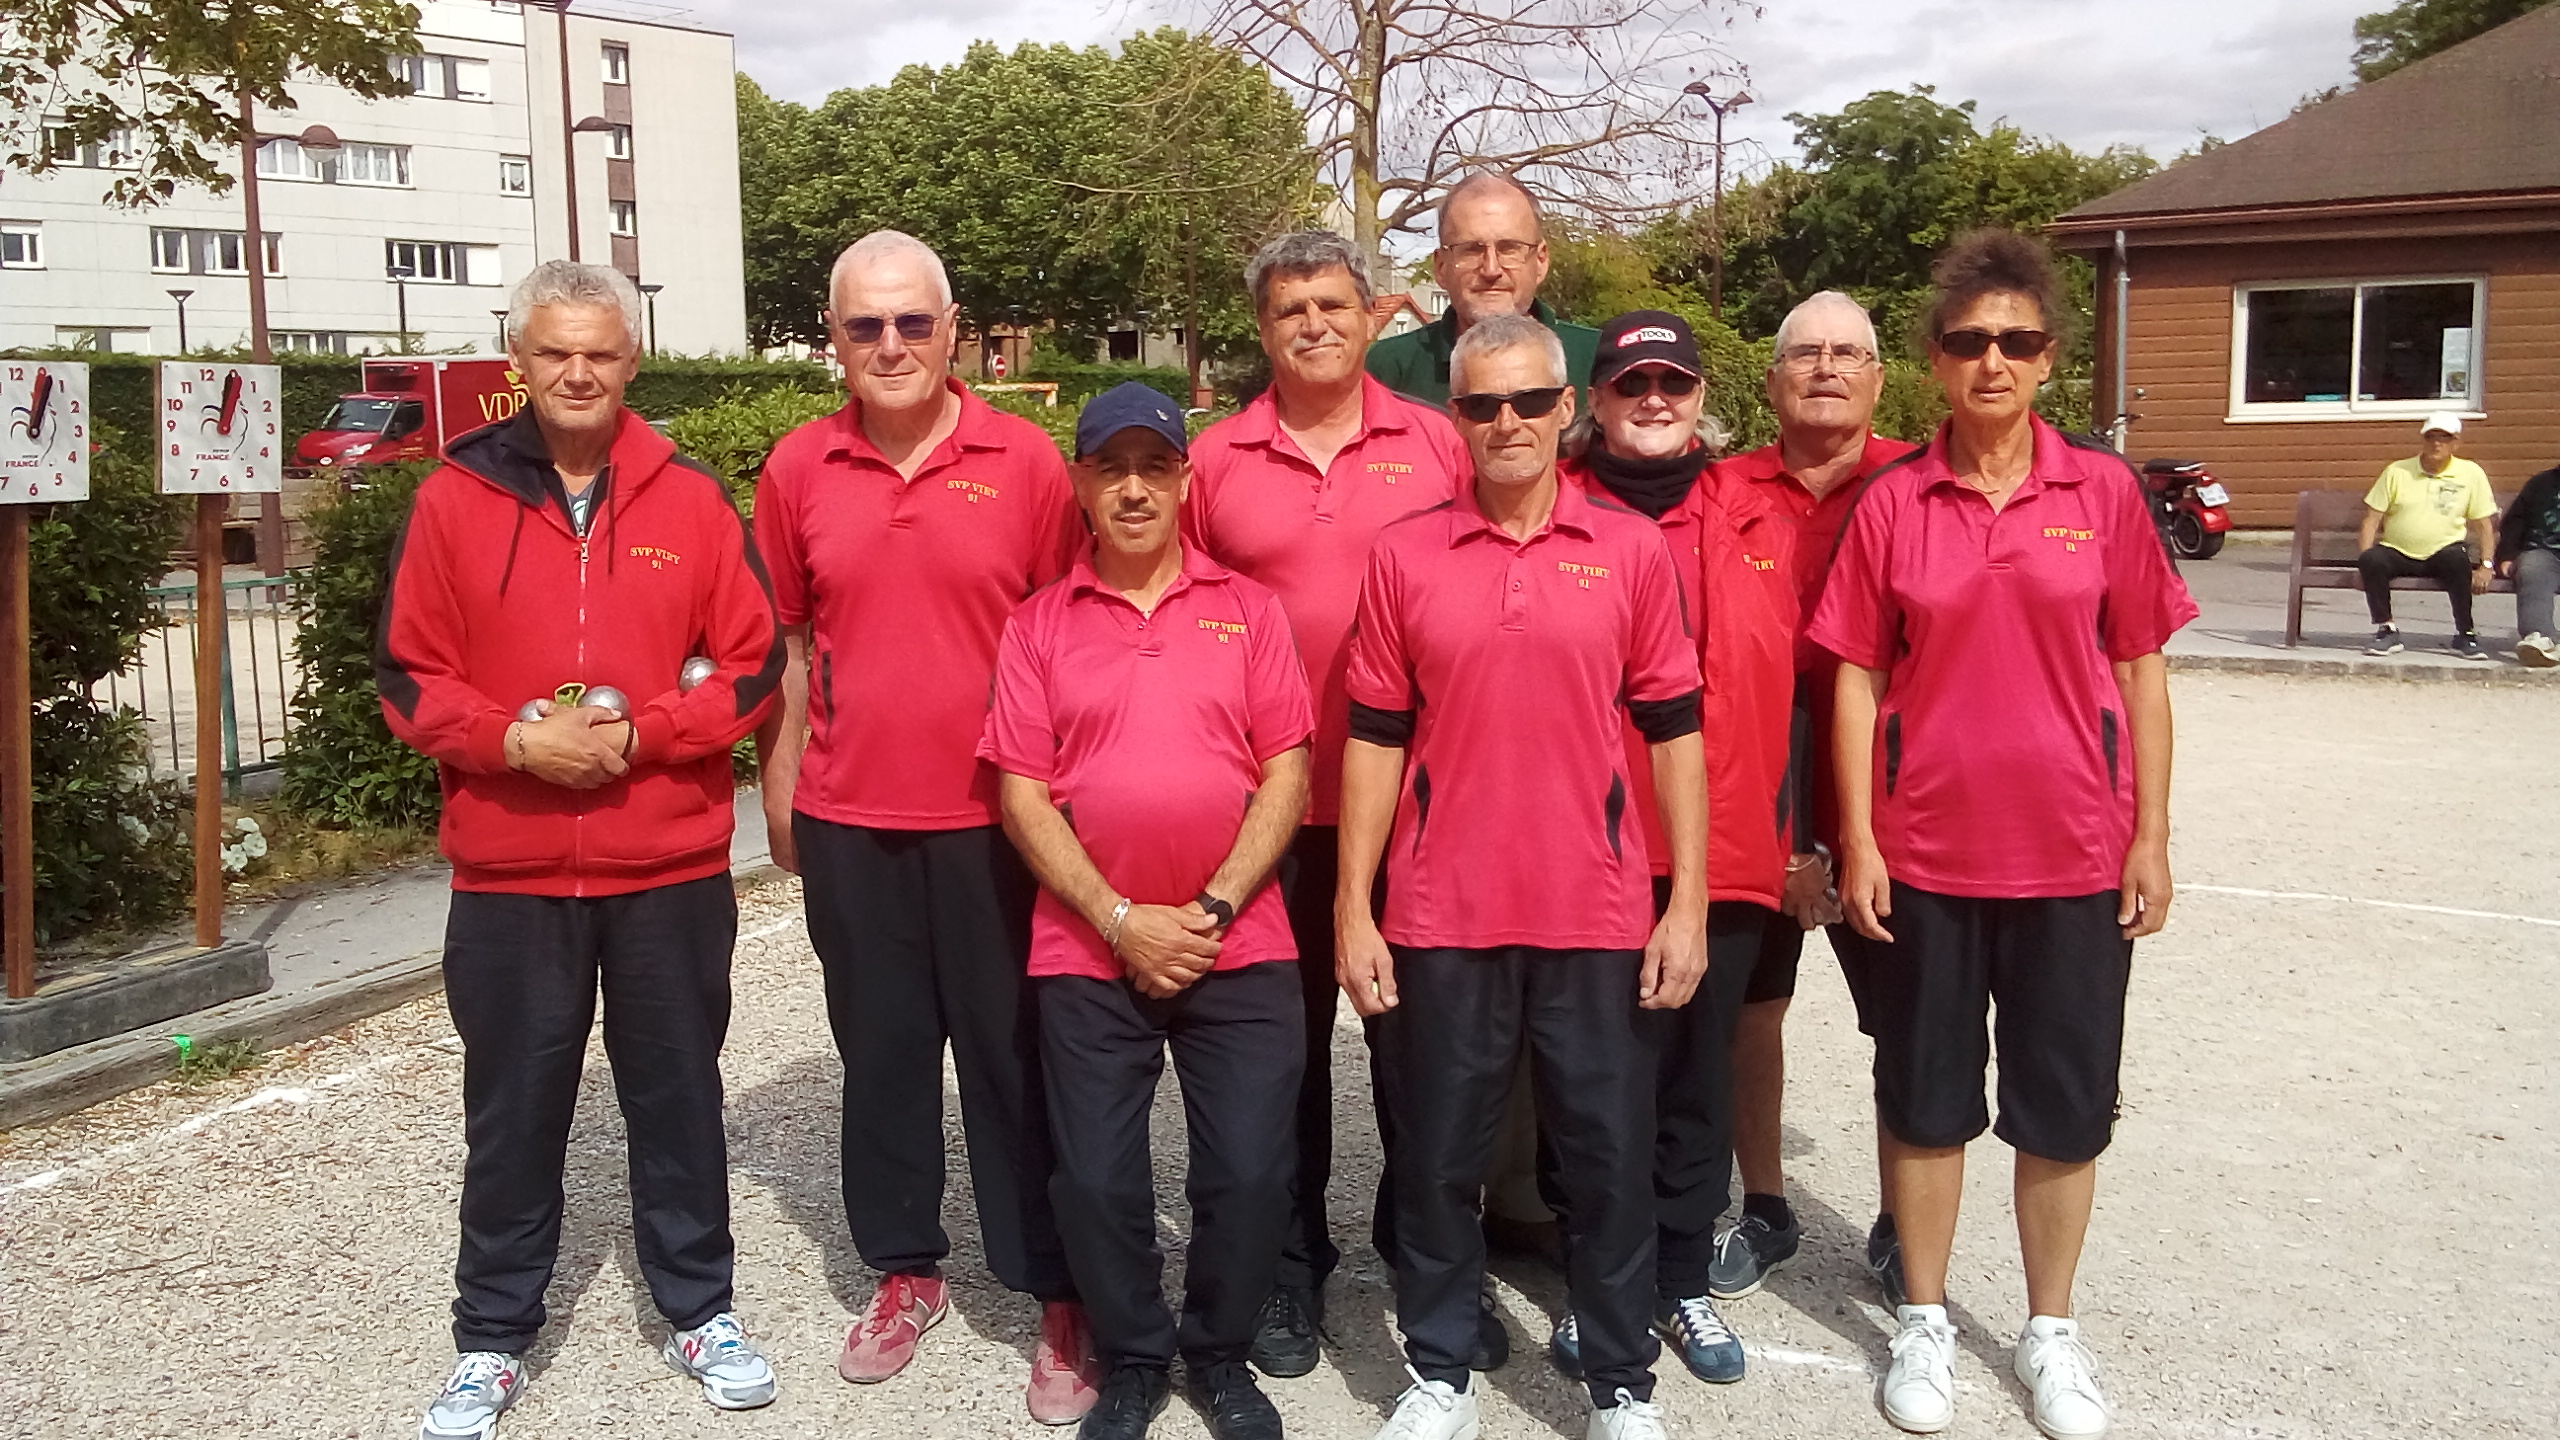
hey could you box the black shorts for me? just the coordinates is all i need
[1647,878,1804,1004]
[1839,882,2132,1164]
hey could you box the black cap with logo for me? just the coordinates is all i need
[1592,310,1703,387]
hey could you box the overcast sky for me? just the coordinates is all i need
[642,0,2375,190]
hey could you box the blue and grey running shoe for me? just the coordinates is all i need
[1656,1294,1746,1384]
[664,1312,780,1410]
[1550,1312,1583,1380]
[419,1352,525,1440]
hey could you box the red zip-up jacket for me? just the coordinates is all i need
[1566,455,1797,908]
[377,409,785,896]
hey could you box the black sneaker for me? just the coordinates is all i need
[1706,1209,1803,1300]
[1247,1285,1321,1379]
[2452,633,2491,661]
[1078,1364,1171,1440]
[1471,1285,1510,1371]
[1866,1213,1909,1310]
[1183,1361,1282,1440]
[2365,625,2404,655]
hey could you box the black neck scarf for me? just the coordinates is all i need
[1582,439,1707,520]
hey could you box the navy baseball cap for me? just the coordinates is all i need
[1075,382,1188,459]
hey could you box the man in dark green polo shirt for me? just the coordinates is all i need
[1367,171,1600,409]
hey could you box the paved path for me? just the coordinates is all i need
[2167,533,2552,678]
[2,673,2553,1440]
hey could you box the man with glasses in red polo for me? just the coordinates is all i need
[753,230,1098,1424]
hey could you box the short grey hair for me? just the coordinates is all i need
[505,260,642,349]
[1450,312,1566,393]
[1244,230,1373,313]
[830,230,952,311]
[1772,290,1880,361]
[1435,170,1545,243]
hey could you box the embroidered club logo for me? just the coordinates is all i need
[948,479,1001,504]
[1198,618,1248,643]
[629,545,681,570]
[2042,525,2096,553]
[1557,560,1610,589]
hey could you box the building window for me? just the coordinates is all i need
[498,154,531,195]
[2232,278,2486,419]
[0,222,39,269]
[606,123,632,160]
[602,42,630,84]
[257,137,325,181]
[54,326,153,354]
[386,239,503,286]
[151,228,281,276]
[391,52,492,102]
[610,200,637,236]
[42,123,139,169]
[339,142,411,187]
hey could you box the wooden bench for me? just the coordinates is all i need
[2284,489,2515,646]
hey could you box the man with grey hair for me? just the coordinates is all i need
[752,231,1100,1422]
[1184,228,1471,1379]
[382,257,787,1437]
[1367,172,1600,408]
[1696,290,1921,1306]
[1342,311,1707,1440]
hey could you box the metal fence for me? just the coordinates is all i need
[91,573,310,787]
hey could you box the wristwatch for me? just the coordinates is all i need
[1194,891,1236,928]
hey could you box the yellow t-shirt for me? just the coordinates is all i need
[2365,456,2495,559]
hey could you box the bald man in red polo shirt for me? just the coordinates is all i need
[1341,314,1707,1440]
[1183,229,1470,1376]
[989,383,1314,1440]
[752,231,1095,1422]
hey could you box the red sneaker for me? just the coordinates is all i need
[838,1272,949,1383]
[1025,1300,1102,1425]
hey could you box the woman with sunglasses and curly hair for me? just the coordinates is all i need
[1807,230,2196,1440]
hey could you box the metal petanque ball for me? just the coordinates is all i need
[516,699,547,722]
[581,685,630,721]
[679,655,717,692]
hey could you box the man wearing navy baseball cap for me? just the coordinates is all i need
[985,381,1317,1440]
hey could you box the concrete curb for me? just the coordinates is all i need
[0,864,795,1134]
[2168,651,2558,685]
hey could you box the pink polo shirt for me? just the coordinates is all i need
[1344,478,1702,951]
[1184,377,1469,825]
[981,546,1315,980]
[754,380,1080,831]
[1807,417,2198,898]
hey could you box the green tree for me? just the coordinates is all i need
[2352,0,2554,80]
[0,0,421,206]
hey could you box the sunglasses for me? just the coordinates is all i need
[1607,368,1700,399]
[1936,328,2051,360]
[838,311,940,345]
[1450,387,1567,423]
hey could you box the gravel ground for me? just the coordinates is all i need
[3,672,2554,1440]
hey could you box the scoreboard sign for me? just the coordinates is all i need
[0,361,89,504]
[158,361,282,495]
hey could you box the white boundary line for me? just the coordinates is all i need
[2184,883,2560,930]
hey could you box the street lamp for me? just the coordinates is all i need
[388,263,417,353]
[492,308,511,353]
[638,282,663,356]
[1683,82,1751,323]
[565,114,616,261]
[167,289,195,354]
[237,117,341,362]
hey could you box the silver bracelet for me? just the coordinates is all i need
[1102,897,1132,952]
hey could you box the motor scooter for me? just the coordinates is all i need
[2138,458,2232,560]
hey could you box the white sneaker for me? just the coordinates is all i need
[419,1352,526,1440]
[2518,633,2559,668]
[1374,1364,1479,1440]
[664,1311,779,1410]
[1879,1303,1958,1433]
[1587,1386,1670,1440]
[2014,1315,2111,1439]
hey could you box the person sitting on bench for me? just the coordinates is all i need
[2358,412,2497,661]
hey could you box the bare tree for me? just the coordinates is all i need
[1188,0,1757,273]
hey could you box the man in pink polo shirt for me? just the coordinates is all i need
[987,383,1313,1440]
[752,230,1095,1422]
[1183,229,1470,1376]
[1340,314,1708,1440]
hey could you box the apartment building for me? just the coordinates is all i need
[0,0,746,357]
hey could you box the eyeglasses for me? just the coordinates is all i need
[1439,239,1537,267]
[837,311,941,345]
[1935,328,2051,360]
[1607,368,1700,399]
[1450,387,1567,423]
[1776,343,1878,374]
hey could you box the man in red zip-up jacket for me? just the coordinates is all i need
[378,261,786,1440]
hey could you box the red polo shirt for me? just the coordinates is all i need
[1184,376,1469,824]
[1345,477,1702,951]
[1807,417,2198,898]
[754,380,1079,830]
[981,547,1314,980]
[1715,434,1924,852]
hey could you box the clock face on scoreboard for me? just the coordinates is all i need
[159,362,283,495]
[0,360,90,504]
